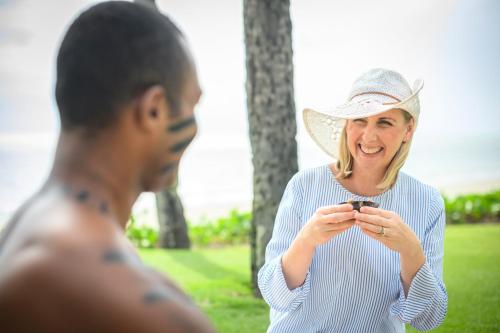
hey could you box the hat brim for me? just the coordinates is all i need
[303,79,423,159]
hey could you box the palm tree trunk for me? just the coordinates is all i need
[155,187,191,249]
[243,0,298,297]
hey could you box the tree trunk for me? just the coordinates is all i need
[155,187,191,249]
[134,0,191,249]
[243,0,298,297]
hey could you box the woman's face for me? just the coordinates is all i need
[345,108,414,172]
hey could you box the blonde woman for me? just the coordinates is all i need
[258,69,447,332]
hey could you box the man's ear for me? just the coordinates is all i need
[134,85,170,132]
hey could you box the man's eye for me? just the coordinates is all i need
[379,121,392,126]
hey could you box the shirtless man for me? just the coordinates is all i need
[0,2,214,332]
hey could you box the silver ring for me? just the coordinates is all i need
[379,226,385,236]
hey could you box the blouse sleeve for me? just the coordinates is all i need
[257,174,312,313]
[390,188,448,330]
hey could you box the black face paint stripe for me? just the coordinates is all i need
[170,135,195,153]
[168,116,196,132]
[160,162,178,175]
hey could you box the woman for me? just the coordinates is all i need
[258,68,447,332]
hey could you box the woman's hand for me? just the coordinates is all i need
[354,206,426,295]
[298,204,356,248]
[282,204,355,289]
[354,206,422,256]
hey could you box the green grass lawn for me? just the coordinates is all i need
[140,224,500,333]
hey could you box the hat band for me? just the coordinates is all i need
[350,91,401,103]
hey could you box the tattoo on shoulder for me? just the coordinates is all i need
[101,248,146,271]
[99,201,109,214]
[76,190,89,202]
[102,249,126,263]
[143,288,172,304]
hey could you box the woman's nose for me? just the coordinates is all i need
[361,124,378,142]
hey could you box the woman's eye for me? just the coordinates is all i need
[378,121,392,126]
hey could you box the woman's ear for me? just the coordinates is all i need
[403,118,415,143]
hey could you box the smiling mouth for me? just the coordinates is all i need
[358,144,384,155]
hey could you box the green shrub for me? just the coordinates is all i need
[189,209,251,247]
[443,190,500,224]
[126,214,159,248]
[125,189,499,247]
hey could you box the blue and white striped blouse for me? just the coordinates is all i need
[258,165,447,333]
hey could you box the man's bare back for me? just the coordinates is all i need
[0,2,213,332]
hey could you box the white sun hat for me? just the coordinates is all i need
[303,68,423,159]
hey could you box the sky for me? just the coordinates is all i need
[1,0,500,137]
[0,0,499,222]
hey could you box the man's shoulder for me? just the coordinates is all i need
[2,194,120,252]
[0,227,128,300]
[0,197,214,332]
[0,234,214,332]
[0,242,71,317]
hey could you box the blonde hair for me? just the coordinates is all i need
[335,110,414,192]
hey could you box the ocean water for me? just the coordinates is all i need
[1,131,499,227]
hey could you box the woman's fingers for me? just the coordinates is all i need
[357,221,386,235]
[360,227,383,240]
[359,206,393,218]
[354,211,391,227]
[317,204,353,215]
[322,211,356,223]
[325,220,355,231]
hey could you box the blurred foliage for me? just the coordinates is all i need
[126,214,159,248]
[189,209,252,247]
[126,209,251,248]
[126,190,499,248]
[443,190,500,224]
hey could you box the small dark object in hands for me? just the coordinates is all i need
[339,199,379,212]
